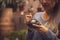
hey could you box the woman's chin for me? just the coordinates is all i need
[44,8,51,11]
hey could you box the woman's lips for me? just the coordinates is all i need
[42,4,49,8]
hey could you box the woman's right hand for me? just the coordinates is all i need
[32,24,48,33]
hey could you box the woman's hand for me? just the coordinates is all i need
[32,24,48,33]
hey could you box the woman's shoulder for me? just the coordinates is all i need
[34,12,43,16]
[33,12,43,19]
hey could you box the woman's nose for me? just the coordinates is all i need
[41,0,49,5]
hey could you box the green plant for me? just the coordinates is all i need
[18,30,27,40]
[9,31,18,40]
[9,30,27,40]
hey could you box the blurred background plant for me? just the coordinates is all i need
[0,0,20,8]
[9,31,18,40]
[9,30,27,40]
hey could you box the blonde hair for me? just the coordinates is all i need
[44,11,60,35]
[45,19,58,35]
[44,0,60,35]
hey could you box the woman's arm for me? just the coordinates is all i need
[32,24,60,40]
[43,30,60,40]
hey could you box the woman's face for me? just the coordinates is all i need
[40,0,58,11]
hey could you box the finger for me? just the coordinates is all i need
[36,22,41,25]
[33,24,39,26]
[32,24,41,28]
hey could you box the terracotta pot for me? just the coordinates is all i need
[0,8,14,40]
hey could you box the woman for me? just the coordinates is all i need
[32,0,60,40]
[26,0,60,40]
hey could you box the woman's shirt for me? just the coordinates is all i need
[26,12,60,40]
[33,12,47,25]
[33,12,59,35]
